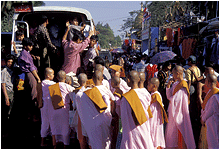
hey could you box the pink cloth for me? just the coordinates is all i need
[109,78,131,94]
[40,79,56,137]
[201,90,219,149]
[149,91,166,149]
[61,38,90,74]
[76,85,115,149]
[51,82,75,145]
[120,88,154,149]
[102,79,110,90]
[165,81,196,149]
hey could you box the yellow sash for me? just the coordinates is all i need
[48,83,64,110]
[86,79,95,86]
[173,80,190,104]
[151,93,168,123]
[84,87,107,113]
[113,91,122,99]
[202,88,219,110]
[122,89,148,125]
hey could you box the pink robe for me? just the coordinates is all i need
[201,90,219,149]
[40,79,56,137]
[50,82,75,145]
[76,85,115,149]
[149,91,166,149]
[109,78,131,94]
[120,88,154,149]
[165,81,196,149]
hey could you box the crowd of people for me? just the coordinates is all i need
[1,14,219,149]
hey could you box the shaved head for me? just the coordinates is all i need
[111,76,120,86]
[205,67,215,76]
[129,70,140,83]
[65,75,71,83]
[139,72,146,82]
[206,74,217,84]
[57,70,66,81]
[78,73,88,85]
[93,70,103,81]
[149,77,160,88]
[45,67,54,76]
[95,64,104,72]
[173,65,184,74]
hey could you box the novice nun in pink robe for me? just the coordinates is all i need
[149,91,167,149]
[201,89,219,149]
[76,85,115,149]
[120,88,154,149]
[165,80,196,149]
[41,79,56,137]
[51,82,75,145]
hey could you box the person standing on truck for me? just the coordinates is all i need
[61,21,94,75]
[33,15,57,80]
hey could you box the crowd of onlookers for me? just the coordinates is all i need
[1,14,219,149]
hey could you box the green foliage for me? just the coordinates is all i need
[147,1,194,27]
[1,1,45,32]
[96,22,122,49]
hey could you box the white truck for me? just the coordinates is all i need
[11,2,95,56]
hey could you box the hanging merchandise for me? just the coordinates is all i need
[166,28,173,47]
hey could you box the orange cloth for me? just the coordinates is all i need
[122,89,148,125]
[86,79,95,86]
[110,65,122,72]
[201,88,219,110]
[48,83,64,110]
[173,80,190,104]
[178,129,187,149]
[113,91,122,99]
[84,87,107,113]
[151,93,168,123]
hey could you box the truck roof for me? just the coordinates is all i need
[33,6,93,20]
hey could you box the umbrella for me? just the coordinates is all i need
[111,48,126,53]
[199,21,219,35]
[150,51,176,64]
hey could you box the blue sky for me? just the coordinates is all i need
[43,1,142,38]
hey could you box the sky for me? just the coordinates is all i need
[43,1,143,38]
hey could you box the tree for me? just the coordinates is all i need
[1,1,45,32]
[96,22,122,49]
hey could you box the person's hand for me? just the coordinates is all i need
[66,21,70,29]
[35,56,40,60]
[11,41,15,46]
[88,30,95,38]
[37,79,41,83]
[5,96,10,106]
[31,54,36,60]
[167,78,174,88]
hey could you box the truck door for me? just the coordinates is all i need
[11,20,29,56]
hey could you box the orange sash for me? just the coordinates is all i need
[84,87,107,113]
[113,91,122,99]
[48,83,64,110]
[173,80,190,104]
[122,89,148,125]
[151,93,168,123]
[86,79,95,86]
[201,88,219,110]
